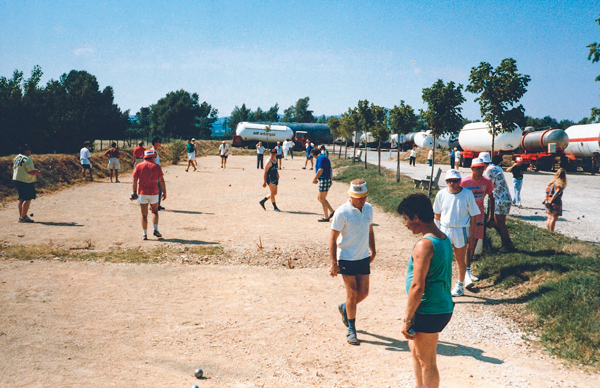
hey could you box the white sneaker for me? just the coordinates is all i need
[464,276,473,288]
[451,284,464,297]
[468,273,479,282]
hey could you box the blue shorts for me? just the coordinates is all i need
[410,312,453,333]
[339,257,370,276]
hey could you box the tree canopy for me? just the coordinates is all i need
[387,100,417,136]
[281,97,315,123]
[588,13,600,122]
[421,79,465,138]
[466,58,530,153]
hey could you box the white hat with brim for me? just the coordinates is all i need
[445,169,462,180]
[143,150,156,159]
[479,152,492,164]
[471,158,486,168]
[347,181,369,198]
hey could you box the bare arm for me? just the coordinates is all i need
[159,177,166,200]
[313,168,323,183]
[468,215,478,243]
[368,224,376,263]
[328,229,341,277]
[132,176,138,194]
[401,238,434,339]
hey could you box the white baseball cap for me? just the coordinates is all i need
[479,152,492,164]
[445,169,462,180]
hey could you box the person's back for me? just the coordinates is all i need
[133,161,163,195]
[315,153,331,179]
[405,235,453,314]
[484,164,511,203]
[13,154,37,183]
[134,145,145,159]
[106,147,120,159]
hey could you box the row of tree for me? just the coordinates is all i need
[0,66,129,155]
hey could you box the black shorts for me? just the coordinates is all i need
[276,154,283,159]
[266,177,278,186]
[14,181,37,201]
[339,257,370,276]
[410,312,453,334]
[81,164,91,169]
[221,155,228,159]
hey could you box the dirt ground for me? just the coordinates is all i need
[1,155,599,387]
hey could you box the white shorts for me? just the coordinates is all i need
[441,225,469,249]
[138,194,159,205]
[134,158,144,166]
[107,158,120,169]
[187,152,196,161]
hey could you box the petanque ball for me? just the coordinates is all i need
[193,385,199,388]
[194,368,203,379]
[30,213,34,217]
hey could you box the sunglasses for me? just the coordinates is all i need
[446,179,461,183]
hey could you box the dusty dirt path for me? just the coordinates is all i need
[1,155,598,387]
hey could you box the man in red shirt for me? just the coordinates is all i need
[133,141,146,167]
[460,157,494,287]
[132,150,166,240]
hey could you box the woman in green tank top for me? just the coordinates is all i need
[397,193,454,388]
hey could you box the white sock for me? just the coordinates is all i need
[143,229,147,236]
[457,281,464,287]
[153,224,158,231]
[466,267,472,276]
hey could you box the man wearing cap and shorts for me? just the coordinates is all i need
[150,137,165,211]
[104,142,121,183]
[13,144,43,223]
[507,157,527,207]
[303,142,314,170]
[433,169,480,297]
[460,158,494,287]
[219,141,229,168]
[132,150,166,240]
[312,148,335,222]
[186,139,197,172]
[329,179,376,345]
[481,152,516,253]
[80,141,93,181]
[133,141,145,167]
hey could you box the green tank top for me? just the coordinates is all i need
[405,235,454,315]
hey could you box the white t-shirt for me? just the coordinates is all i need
[80,147,91,165]
[219,144,229,155]
[256,145,266,154]
[433,188,480,228]
[331,201,373,262]
[282,141,290,151]
[427,150,433,159]
[151,148,160,166]
[455,150,461,161]
[410,149,417,157]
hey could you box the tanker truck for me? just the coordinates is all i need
[512,128,569,171]
[563,123,600,173]
[458,122,523,167]
[232,122,294,148]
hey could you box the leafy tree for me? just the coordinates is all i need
[150,90,217,140]
[317,114,328,123]
[369,104,389,174]
[264,103,280,122]
[588,13,600,122]
[281,97,314,123]
[422,79,466,195]
[327,116,341,156]
[228,103,251,132]
[339,108,360,160]
[250,107,265,122]
[466,58,530,155]
[387,100,417,181]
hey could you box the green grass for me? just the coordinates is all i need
[333,157,600,367]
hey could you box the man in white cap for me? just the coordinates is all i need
[433,169,480,296]
[480,152,515,253]
[186,138,197,172]
[132,150,166,240]
[219,141,229,168]
[460,158,494,286]
[506,157,527,207]
[329,179,376,345]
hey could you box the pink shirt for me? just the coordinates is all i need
[460,176,493,220]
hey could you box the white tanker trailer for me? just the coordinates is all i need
[563,124,600,173]
[232,122,294,148]
[458,122,523,167]
[513,128,569,171]
[414,131,434,149]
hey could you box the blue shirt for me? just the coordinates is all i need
[315,154,331,179]
[306,145,313,157]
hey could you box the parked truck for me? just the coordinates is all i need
[562,123,600,173]
[512,128,569,171]
[457,122,523,167]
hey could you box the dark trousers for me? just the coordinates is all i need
[257,154,264,169]
[450,158,455,169]
[409,156,416,166]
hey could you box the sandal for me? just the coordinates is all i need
[318,218,329,222]
[347,332,359,346]
[326,211,335,221]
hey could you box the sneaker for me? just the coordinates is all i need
[273,207,281,212]
[21,216,34,223]
[468,273,479,282]
[153,230,162,238]
[464,276,473,289]
[451,283,464,297]
[115,180,120,183]
[158,206,165,211]
[259,199,266,210]
[143,235,148,240]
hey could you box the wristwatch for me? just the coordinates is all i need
[403,317,412,323]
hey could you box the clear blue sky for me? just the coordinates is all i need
[1,0,598,122]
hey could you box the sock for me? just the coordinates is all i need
[348,318,356,333]
[457,281,464,287]
[143,229,147,236]
[260,197,267,203]
[273,203,278,209]
[153,224,158,231]
[466,267,472,276]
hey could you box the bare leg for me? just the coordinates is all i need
[267,184,278,204]
[140,203,149,230]
[493,214,514,250]
[18,199,31,219]
[115,169,119,181]
[410,332,441,388]
[317,191,334,219]
[549,214,558,231]
[453,245,467,282]
[341,274,370,320]
[109,169,114,182]
[150,203,159,226]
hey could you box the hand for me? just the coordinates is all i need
[369,253,376,263]
[329,262,339,277]
[161,192,167,201]
[262,182,267,188]
[401,320,416,340]
[312,178,318,184]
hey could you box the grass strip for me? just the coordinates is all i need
[333,158,600,367]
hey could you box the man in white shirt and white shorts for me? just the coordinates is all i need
[433,169,480,297]
[80,141,93,181]
[329,179,376,345]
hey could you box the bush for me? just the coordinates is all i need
[163,140,187,165]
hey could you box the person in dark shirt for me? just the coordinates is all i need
[312,148,335,221]
[506,157,528,207]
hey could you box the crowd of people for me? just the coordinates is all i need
[11,138,574,388]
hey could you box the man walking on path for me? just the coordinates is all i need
[303,142,314,170]
[433,169,480,297]
[132,150,166,240]
[133,141,145,167]
[104,142,121,183]
[282,139,290,160]
[13,144,42,223]
[481,152,516,253]
[312,148,335,222]
[150,137,165,211]
[219,141,229,168]
[409,146,417,167]
[186,139,197,172]
[449,147,455,169]
[256,142,265,169]
[80,141,93,181]
[329,179,376,345]
[460,158,494,287]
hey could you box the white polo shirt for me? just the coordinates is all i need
[331,200,373,262]
[433,188,480,228]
